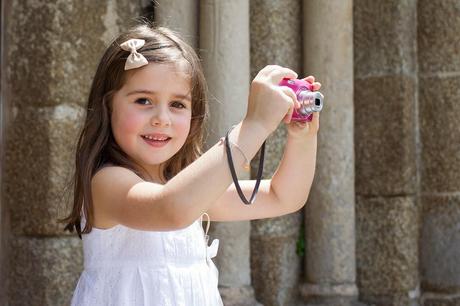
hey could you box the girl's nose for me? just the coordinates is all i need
[150,108,171,127]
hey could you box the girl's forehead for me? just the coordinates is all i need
[123,62,191,92]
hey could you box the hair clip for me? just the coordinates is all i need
[120,39,148,70]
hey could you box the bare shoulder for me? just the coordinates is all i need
[92,165,143,188]
[91,166,144,228]
[91,166,142,204]
[90,165,173,231]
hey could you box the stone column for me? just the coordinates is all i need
[249,1,304,306]
[154,0,199,48]
[0,1,9,305]
[418,1,460,305]
[300,1,361,305]
[0,2,8,304]
[200,1,259,305]
[353,1,420,306]
[3,1,141,304]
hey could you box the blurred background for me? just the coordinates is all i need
[0,0,459,305]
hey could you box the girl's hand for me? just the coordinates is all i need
[287,75,322,140]
[245,65,299,136]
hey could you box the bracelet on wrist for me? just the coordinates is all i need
[223,125,266,205]
[219,137,250,171]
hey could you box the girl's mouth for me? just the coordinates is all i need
[141,135,172,147]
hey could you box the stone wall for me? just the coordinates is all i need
[2,1,144,305]
[354,0,460,306]
[354,1,420,305]
[249,1,303,305]
[418,0,460,305]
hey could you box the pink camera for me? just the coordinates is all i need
[279,78,324,122]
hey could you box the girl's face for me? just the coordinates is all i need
[111,63,192,181]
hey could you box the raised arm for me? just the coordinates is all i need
[269,76,321,211]
[270,118,318,211]
[205,77,320,222]
[205,115,318,222]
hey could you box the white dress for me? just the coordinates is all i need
[71,214,223,306]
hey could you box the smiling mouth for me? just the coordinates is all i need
[141,135,171,141]
[141,135,172,147]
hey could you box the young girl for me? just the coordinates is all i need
[63,23,320,306]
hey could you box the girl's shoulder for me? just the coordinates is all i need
[90,165,146,229]
[90,164,175,231]
[97,162,117,172]
[92,164,143,186]
[91,165,146,203]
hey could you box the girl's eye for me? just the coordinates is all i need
[171,101,187,109]
[135,98,151,105]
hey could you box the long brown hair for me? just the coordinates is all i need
[62,24,209,237]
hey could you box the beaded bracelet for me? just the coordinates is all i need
[219,137,250,171]
[224,126,266,205]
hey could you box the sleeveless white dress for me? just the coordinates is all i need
[71,214,223,306]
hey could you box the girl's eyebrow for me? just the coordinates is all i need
[126,89,191,101]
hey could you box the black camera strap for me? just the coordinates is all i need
[224,128,265,205]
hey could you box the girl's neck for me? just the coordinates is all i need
[138,164,166,184]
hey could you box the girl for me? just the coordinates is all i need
[63,23,321,306]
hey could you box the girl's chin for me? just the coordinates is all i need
[140,159,168,167]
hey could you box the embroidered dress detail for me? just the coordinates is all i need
[71,214,222,306]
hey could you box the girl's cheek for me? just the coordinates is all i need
[176,114,192,134]
[117,109,146,134]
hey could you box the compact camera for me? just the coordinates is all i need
[279,78,324,122]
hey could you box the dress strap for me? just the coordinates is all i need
[201,213,211,244]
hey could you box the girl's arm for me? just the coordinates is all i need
[206,115,318,222]
[206,76,320,221]
[270,127,318,211]
[93,118,267,231]
[91,65,300,231]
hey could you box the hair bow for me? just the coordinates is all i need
[120,39,148,70]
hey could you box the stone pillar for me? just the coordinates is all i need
[200,1,259,305]
[0,2,8,304]
[300,1,361,305]
[3,1,141,304]
[249,1,304,306]
[353,1,420,306]
[154,0,199,48]
[418,1,460,305]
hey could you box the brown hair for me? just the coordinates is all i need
[62,24,209,237]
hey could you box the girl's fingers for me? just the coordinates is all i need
[269,67,298,85]
[279,87,298,124]
[304,75,315,83]
[283,107,294,124]
[280,86,300,109]
[312,82,321,91]
[259,64,284,75]
[254,65,283,82]
[258,65,297,80]
[311,112,320,127]
[303,76,321,91]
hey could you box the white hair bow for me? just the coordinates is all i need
[120,39,148,70]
